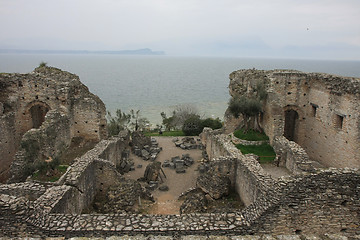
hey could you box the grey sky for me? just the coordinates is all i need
[1,0,359,59]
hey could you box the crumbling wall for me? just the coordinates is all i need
[55,135,129,213]
[273,136,315,174]
[7,110,72,183]
[247,169,360,235]
[0,66,107,183]
[201,128,276,206]
[0,182,48,201]
[227,69,360,168]
[0,128,359,238]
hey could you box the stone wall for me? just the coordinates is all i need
[8,110,72,183]
[272,136,315,174]
[201,128,277,206]
[0,182,48,200]
[0,128,359,238]
[0,66,107,183]
[227,69,360,168]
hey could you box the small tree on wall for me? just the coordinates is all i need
[228,80,267,133]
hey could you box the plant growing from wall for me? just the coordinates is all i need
[39,61,47,67]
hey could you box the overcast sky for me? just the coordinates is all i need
[1,0,359,60]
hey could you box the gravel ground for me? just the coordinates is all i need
[124,136,203,214]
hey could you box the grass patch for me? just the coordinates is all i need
[235,143,275,163]
[233,128,269,141]
[144,130,185,137]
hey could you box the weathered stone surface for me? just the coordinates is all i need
[143,161,164,183]
[1,66,107,183]
[93,179,154,213]
[226,69,360,169]
[197,172,231,200]
[179,189,207,214]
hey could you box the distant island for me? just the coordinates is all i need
[0,48,165,55]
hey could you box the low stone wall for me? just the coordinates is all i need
[1,128,359,238]
[55,133,130,213]
[273,136,315,174]
[248,168,360,235]
[1,167,359,238]
[201,128,277,206]
[0,182,48,201]
[229,133,269,146]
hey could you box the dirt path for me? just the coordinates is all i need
[124,136,203,215]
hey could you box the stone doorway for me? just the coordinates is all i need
[30,104,49,128]
[284,109,299,142]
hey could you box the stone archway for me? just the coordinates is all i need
[30,104,49,128]
[25,101,50,129]
[284,109,299,142]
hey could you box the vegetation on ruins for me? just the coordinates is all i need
[228,80,267,132]
[107,109,149,136]
[23,157,68,182]
[39,61,47,67]
[235,143,275,163]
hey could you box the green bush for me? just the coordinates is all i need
[201,117,222,130]
[182,115,204,136]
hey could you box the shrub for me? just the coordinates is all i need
[201,117,222,130]
[182,115,204,136]
[39,61,47,67]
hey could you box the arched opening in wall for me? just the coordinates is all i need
[284,109,299,142]
[29,103,50,129]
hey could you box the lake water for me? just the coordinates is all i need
[1,54,359,126]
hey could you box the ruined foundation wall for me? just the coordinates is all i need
[273,136,315,174]
[227,69,360,168]
[1,129,359,237]
[56,135,129,213]
[248,169,360,235]
[201,128,276,206]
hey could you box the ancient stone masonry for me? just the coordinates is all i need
[226,69,360,168]
[272,136,316,174]
[1,68,360,238]
[0,66,107,182]
[1,127,359,238]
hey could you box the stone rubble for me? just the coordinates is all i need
[173,137,203,150]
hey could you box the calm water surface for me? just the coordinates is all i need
[1,54,359,126]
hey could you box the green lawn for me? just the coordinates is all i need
[144,130,185,137]
[235,143,275,163]
[233,128,269,141]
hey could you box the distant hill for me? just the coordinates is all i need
[0,48,165,55]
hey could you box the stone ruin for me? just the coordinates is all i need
[0,67,359,239]
[173,136,203,150]
[132,132,162,161]
[162,154,195,174]
[0,66,107,183]
[224,69,360,169]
